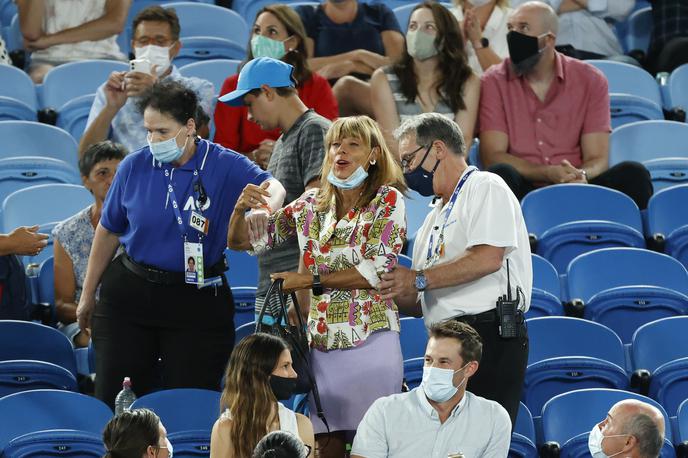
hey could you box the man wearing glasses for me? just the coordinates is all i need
[79,6,215,156]
[379,112,531,426]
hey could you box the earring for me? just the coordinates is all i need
[370,159,377,165]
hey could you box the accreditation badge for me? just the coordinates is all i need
[184,241,204,285]
[189,211,209,235]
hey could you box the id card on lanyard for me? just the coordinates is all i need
[423,167,477,270]
[164,141,210,285]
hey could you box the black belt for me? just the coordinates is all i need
[453,309,497,325]
[121,253,227,286]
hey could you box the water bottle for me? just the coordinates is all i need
[114,377,137,415]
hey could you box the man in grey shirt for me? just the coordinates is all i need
[219,57,331,316]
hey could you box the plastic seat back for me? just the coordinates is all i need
[0,320,77,376]
[0,65,37,121]
[162,2,249,44]
[174,36,247,67]
[405,190,432,241]
[56,93,96,141]
[0,360,78,397]
[642,157,688,193]
[522,184,644,273]
[588,60,662,106]
[0,389,112,452]
[632,316,688,373]
[529,254,563,318]
[4,429,105,457]
[131,388,221,433]
[542,388,673,457]
[647,184,688,267]
[678,398,688,443]
[624,7,652,54]
[0,121,78,170]
[179,59,240,94]
[608,93,664,129]
[0,156,80,204]
[668,63,688,111]
[37,256,54,305]
[403,357,424,390]
[225,248,258,288]
[399,317,427,361]
[609,120,688,167]
[41,60,128,111]
[235,321,254,345]
[511,402,538,458]
[232,286,256,328]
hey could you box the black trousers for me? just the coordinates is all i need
[461,317,529,427]
[489,161,654,210]
[93,255,235,409]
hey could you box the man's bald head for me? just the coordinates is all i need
[509,1,559,36]
[612,400,665,458]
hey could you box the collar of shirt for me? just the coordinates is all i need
[414,386,468,421]
[506,50,566,82]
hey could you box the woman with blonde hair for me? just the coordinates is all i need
[451,0,513,75]
[210,333,314,458]
[228,116,407,458]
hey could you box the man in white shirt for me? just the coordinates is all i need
[351,320,511,458]
[380,112,531,425]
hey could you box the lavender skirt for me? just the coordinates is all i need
[308,330,403,434]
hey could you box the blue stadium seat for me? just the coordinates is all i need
[624,7,652,55]
[610,120,688,192]
[541,388,674,457]
[631,316,688,416]
[0,121,78,170]
[0,0,16,26]
[567,247,688,343]
[56,93,96,141]
[179,59,241,94]
[468,139,483,169]
[405,190,432,243]
[510,402,538,458]
[647,184,688,268]
[667,63,688,112]
[234,320,254,345]
[4,14,22,52]
[521,184,645,273]
[0,156,81,203]
[397,253,412,268]
[37,256,54,306]
[529,254,563,318]
[162,2,249,45]
[131,388,221,458]
[225,248,258,288]
[608,93,665,128]
[232,286,256,328]
[399,317,427,361]
[523,317,628,416]
[173,36,247,67]
[403,357,424,390]
[0,65,37,121]
[0,389,112,457]
[678,398,688,447]
[2,184,92,233]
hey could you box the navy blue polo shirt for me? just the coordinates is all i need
[101,139,271,272]
[297,3,402,58]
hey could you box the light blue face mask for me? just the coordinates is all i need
[326,150,376,190]
[251,34,290,60]
[148,127,187,163]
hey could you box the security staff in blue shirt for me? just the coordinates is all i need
[76,80,286,408]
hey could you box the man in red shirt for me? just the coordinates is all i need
[479,1,653,209]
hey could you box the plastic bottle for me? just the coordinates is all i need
[114,377,137,415]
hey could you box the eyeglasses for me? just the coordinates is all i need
[401,145,427,171]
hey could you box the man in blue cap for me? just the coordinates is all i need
[222,57,331,321]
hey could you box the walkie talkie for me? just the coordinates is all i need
[496,259,521,339]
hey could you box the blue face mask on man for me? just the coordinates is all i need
[403,145,439,197]
[147,127,188,163]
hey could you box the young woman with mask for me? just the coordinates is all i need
[76,80,286,410]
[102,408,173,458]
[214,4,338,168]
[370,2,479,156]
[228,116,407,458]
[451,0,512,76]
[210,333,314,458]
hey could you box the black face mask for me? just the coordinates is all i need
[507,30,545,73]
[403,145,440,197]
[270,375,297,401]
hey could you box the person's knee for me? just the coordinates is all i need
[612,161,652,182]
[332,76,371,116]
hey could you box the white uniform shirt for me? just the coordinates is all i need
[412,168,532,326]
[351,388,511,458]
[451,6,512,77]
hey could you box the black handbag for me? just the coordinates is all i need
[255,279,329,431]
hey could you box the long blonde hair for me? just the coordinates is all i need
[316,116,407,212]
[220,334,289,458]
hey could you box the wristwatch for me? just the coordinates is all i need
[474,37,489,50]
[312,274,323,296]
[414,270,428,292]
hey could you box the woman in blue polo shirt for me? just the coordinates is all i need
[76,80,285,408]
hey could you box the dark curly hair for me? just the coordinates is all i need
[393,1,473,113]
[136,79,200,125]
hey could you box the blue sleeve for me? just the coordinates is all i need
[100,154,133,234]
[377,4,402,34]
[232,152,272,188]
[296,4,318,39]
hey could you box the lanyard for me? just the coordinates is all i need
[424,167,477,269]
[162,140,210,239]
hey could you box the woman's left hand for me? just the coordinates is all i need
[271,271,312,293]
[463,7,482,47]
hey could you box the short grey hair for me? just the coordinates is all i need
[394,113,466,156]
[624,413,664,458]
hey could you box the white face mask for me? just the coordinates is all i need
[588,424,628,458]
[421,363,469,403]
[165,438,173,457]
[134,44,172,76]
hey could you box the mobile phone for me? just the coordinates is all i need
[129,59,152,75]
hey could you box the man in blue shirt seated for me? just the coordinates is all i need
[351,320,511,458]
[296,0,404,116]
[79,5,215,156]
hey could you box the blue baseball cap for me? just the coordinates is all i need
[218,57,296,106]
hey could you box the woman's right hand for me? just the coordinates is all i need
[76,293,96,332]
